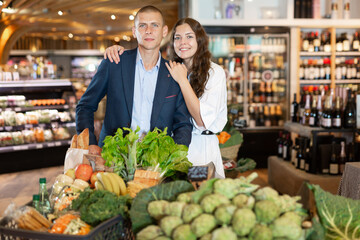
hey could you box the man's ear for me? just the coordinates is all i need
[132,26,137,38]
[162,25,168,38]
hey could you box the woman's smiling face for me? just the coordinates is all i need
[173,23,198,66]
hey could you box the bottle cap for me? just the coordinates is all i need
[33,194,40,201]
[39,178,46,184]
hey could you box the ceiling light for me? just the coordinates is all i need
[2,8,16,14]
[0,1,3,6]
[122,35,127,40]
[96,30,105,35]
[58,10,63,16]
[68,33,73,38]
[114,36,120,42]
[111,15,116,20]
[129,15,134,20]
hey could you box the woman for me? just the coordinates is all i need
[104,18,228,178]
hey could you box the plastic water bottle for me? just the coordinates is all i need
[38,178,51,216]
[32,194,40,211]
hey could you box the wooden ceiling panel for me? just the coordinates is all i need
[1,0,179,40]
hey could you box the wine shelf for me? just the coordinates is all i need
[300,52,331,57]
[299,79,360,84]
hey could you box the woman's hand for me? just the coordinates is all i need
[165,60,188,85]
[104,45,125,64]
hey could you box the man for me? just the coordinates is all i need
[76,5,192,154]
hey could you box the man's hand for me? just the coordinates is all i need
[104,45,124,64]
[89,144,102,156]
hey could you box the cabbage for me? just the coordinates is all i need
[308,184,360,240]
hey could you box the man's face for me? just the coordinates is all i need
[132,11,168,51]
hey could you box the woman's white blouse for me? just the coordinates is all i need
[187,62,228,178]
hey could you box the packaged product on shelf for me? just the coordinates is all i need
[37,110,51,124]
[11,131,24,145]
[25,111,39,125]
[43,129,54,142]
[14,95,26,107]
[3,110,16,126]
[59,112,71,122]
[52,127,70,140]
[0,96,7,108]
[0,132,13,146]
[34,128,45,143]
[6,96,16,107]
[22,129,36,143]
[15,113,26,126]
[48,109,59,122]
[0,114,4,127]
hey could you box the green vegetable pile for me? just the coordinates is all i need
[133,173,308,240]
[307,184,360,240]
[70,188,132,226]
[102,127,192,182]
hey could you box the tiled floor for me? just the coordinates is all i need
[0,166,268,217]
[0,165,64,217]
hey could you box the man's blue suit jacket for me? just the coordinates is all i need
[75,48,193,147]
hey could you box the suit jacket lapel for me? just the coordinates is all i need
[121,48,137,118]
[151,58,171,128]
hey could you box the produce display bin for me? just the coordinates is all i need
[0,214,133,240]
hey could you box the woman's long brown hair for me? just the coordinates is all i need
[169,18,211,98]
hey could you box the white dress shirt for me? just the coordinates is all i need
[131,50,161,136]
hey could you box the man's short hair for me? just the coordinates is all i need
[134,5,165,25]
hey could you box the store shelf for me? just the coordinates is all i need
[10,49,104,56]
[249,102,285,106]
[335,79,360,84]
[299,80,331,84]
[199,18,360,28]
[299,79,360,84]
[300,52,331,57]
[335,52,360,57]
[0,139,71,153]
[284,121,358,138]
[0,79,71,88]
[0,122,75,132]
[0,79,74,94]
[0,105,70,112]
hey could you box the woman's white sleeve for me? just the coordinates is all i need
[192,66,227,133]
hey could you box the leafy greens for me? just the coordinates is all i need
[102,127,192,181]
[129,180,194,233]
[308,184,360,240]
[102,127,139,181]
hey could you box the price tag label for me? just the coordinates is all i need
[25,124,33,129]
[0,127,4,131]
[47,142,55,147]
[36,144,43,149]
[14,107,21,112]
[13,145,29,151]
[5,126,13,131]
[55,141,61,146]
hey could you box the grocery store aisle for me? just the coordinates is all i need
[0,167,268,217]
[0,165,63,217]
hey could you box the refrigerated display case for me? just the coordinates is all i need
[206,27,290,130]
[204,27,290,168]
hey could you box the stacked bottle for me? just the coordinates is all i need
[292,86,358,129]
